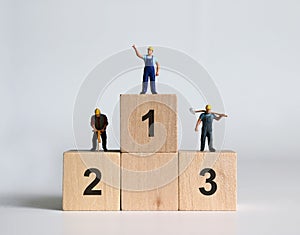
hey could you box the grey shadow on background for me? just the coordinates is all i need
[0,194,62,211]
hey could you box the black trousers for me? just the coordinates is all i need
[92,131,107,150]
[200,129,215,152]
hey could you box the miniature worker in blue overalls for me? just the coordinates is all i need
[195,105,227,152]
[132,44,160,94]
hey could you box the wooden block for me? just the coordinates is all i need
[120,94,177,153]
[63,151,120,211]
[121,152,178,210]
[179,151,237,211]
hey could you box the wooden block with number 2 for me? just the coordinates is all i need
[63,151,120,211]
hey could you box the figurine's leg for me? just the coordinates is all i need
[200,129,206,151]
[207,131,215,152]
[141,68,149,94]
[150,81,157,94]
[91,132,97,151]
[150,67,157,94]
[141,82,148,94]
[101,131,108,151]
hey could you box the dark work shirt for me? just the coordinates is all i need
[91,114,108,130]
[199,113,216,132]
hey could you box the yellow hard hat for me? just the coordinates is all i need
[95,108,101,115]
[148,46,154,51]
[205,104,212,110]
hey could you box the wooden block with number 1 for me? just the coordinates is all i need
[63,151,120,211]
[179,151,237,211]
[120,94,177,153]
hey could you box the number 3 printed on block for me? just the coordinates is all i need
[199,168,217,196]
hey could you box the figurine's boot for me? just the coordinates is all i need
[207,131,215,152]
[200,136,205,151]
[150,81,157,94]
[91,132,97,151]
[140,82,148,94]
[200,129,207,151]
[101,131,108,152]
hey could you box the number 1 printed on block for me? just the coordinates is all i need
[142,109,154,137]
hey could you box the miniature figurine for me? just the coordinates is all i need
[194,105,227,152]
[90,108,108,151]
[132,44,160,94]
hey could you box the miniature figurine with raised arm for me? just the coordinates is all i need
[194,105,227,152]
[90,108,108,151]
[132,44,160,94]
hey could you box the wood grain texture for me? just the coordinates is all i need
[63,151,120,211]
[179,151,237,211]
[120,94,177,153]
[121,152,178,210]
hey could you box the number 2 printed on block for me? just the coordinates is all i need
[83,168,102,196]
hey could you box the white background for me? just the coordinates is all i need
[1,0,300,234]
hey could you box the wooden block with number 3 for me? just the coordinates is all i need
[179,151,237,211]
[63,151,120,211]
[120,94,177,153]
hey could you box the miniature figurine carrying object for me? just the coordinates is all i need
[194,105,227,152]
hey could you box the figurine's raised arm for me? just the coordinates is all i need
[132,44,143,59]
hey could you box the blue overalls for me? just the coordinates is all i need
[141,56,157,94]
[200,113,216,152]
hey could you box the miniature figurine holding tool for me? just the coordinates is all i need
[194,105,227,152]
[132,44,160,94]
[91,108,108,151]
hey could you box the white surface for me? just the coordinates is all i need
[1,0,300,234]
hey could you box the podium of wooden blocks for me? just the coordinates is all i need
[63,151,120,211]
[120,94,178,210]
[179,151,237,211]
[63,93,238,211]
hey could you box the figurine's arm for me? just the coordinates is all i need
[91,116,97,131]
[195,118,202,132]
[214,114,226,121]
[212,112,228,117]
[156,61,160,76]
[101,116,109,132]
[101,124,107,132]
[132,44,143,59]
